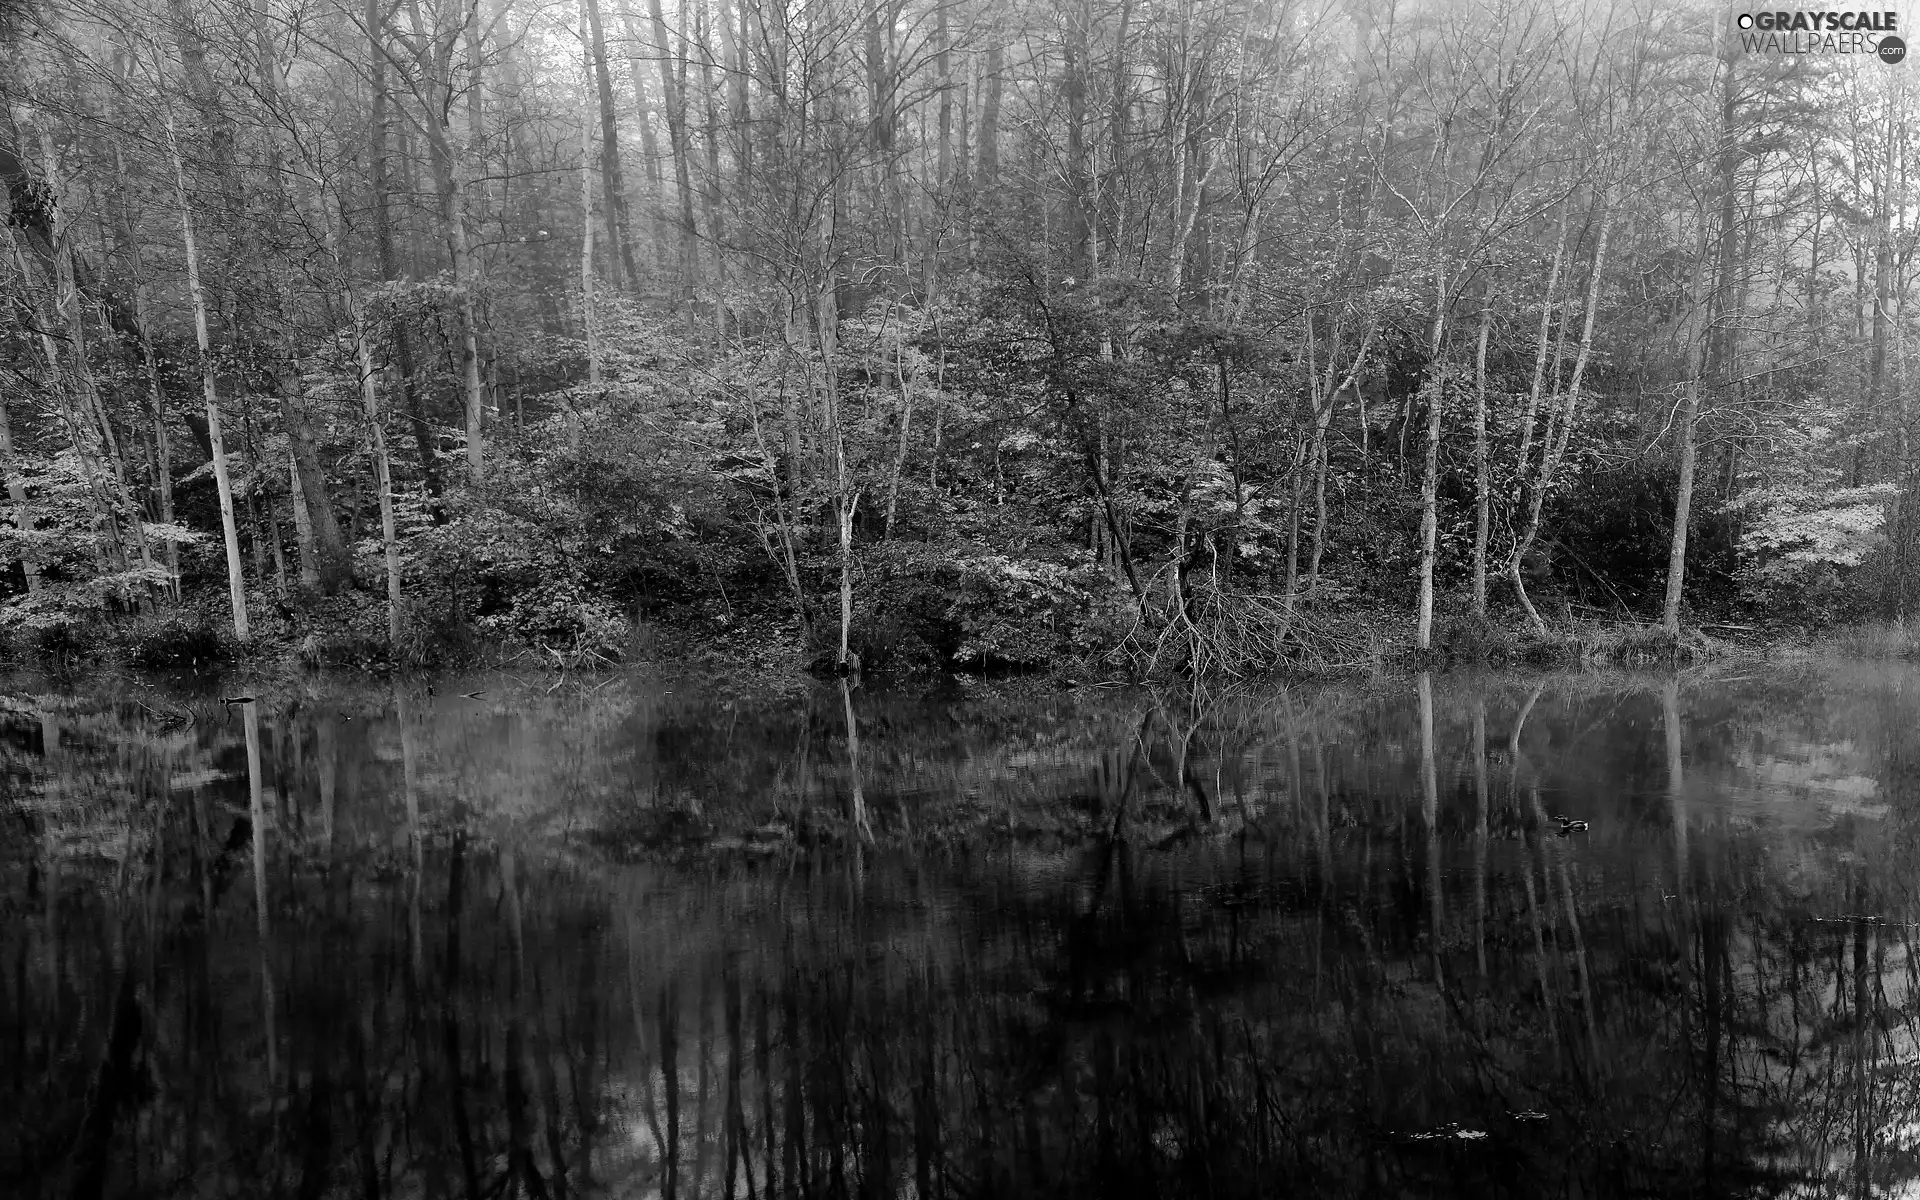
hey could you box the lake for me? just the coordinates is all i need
[2,658,1916,1198]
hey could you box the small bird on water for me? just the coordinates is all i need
[1551,814,1589,834]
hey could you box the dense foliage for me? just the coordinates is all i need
[1,0,1915,671]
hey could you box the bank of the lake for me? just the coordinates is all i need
[0,583,1798,686]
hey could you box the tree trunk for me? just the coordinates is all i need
[821,295,860,670]
[884,338,914,538]
[1471,299,1492,618]
[1663,380,1704,635]
[289,452,318,591]
[111,117,181,598]
[583,0,640,290]
[977,44,1003,196]
[620,0,668,274]
[1305,318,1377,597]
[649,0,702,300]
[1515,193,1614,635]
[698,0,728,347]
[1665,47,1741,635]
[580,0,602,426]
[928,0,952,299]
[167,111,249,640]
[1513,205,1570,495]
[720,0,752,269]
[21,113,151,592]
[280,367,354,594]
[1415,264,1449,652]
[366,1,446,521]
[350,292,403,645]
[437,134,488,482]
[1062,24,1092,274]
[0,389,39,593]
[395,0,489,481]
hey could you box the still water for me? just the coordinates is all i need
[3,658,1917,1198]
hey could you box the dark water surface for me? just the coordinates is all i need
[4,659,1918,1198]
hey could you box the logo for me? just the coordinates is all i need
[1734,10,1907,59]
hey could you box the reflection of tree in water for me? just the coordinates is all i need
[5,666,1920,1196]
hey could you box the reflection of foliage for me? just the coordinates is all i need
[10,665,1920,1197]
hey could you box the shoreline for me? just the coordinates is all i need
[0,593,1840,689]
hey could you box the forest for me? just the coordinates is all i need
[0,0,1913,676]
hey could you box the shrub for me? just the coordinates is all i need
[119,609,232,668]
[935,552,1133,670]
[474,577,630,663]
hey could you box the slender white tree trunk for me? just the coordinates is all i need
[575,0,600,455]
[167,111,249,640]
[1471,300,1492,618]
[1514,195,1614,635]
[1415,263,1449,652]
[351,299,404,646]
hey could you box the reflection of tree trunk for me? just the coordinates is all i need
[66,971,144,1200]
[1662,676,1702,1185]
[317,716,337,862]
[783,988,806,1197]
[694,979,713,1200]
[501,849,551,1198]
[1555,850,1598,1067]
[724,968,747,1199]
[661,983,682,1200]
[914,998,940,1200]
[1702,911,1723,1194]
[1853,877,1871,1200]
[1472,697,1488,979]
[839,678,872,842]
[758,990,779,1197]
[1417,673,1443,985]
[242,701,278,1088]
[1664,678,1687,887]
[444,835,482,1200]
[347,1004,382,1200]
[1522,792,1559,1050]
